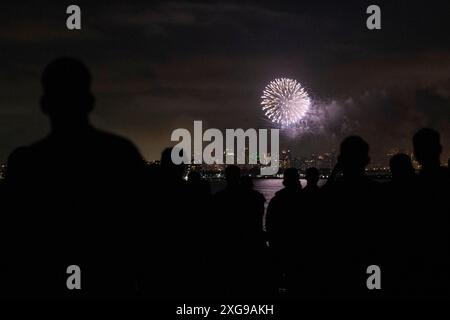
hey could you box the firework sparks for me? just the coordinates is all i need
[261,78,311,127]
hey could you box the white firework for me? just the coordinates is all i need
[261,78,311,127]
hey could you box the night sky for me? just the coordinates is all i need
[1,1,449,165]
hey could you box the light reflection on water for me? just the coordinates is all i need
[211,179,327,208]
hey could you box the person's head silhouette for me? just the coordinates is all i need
[161,147,185,179]
[283,167,301,189]
[389,153,415,181]
[305,167,320,187]
[40,57,94,131]
[225,165,241,188]
[338,136,370,178]
[413,128,442,170]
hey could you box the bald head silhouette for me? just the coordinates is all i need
[40,57,95,131]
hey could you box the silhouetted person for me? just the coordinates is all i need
[142,147,203,299]
[266,168,303,294]
[390,153,415,182]
[186,170,213,297]
[225,165,241,188]
[240,175,266,240]
[304,167,320,193]
[160,147,185,181]
[3,57,147,299]
[321,136,380,299]
[288,166,323,297]
[188,170,211,197]
[302,167,321,216]
[382,153,417,298]
[410,128,450,298]
[212,166,269,298]
[414,128,445,174]
[240,174,253,190]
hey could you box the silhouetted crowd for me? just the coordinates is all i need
[0,58,449,300]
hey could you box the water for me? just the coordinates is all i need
[211,178,326,208]
[253,179,289,206]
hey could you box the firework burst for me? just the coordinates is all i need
[261,78,311,127]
